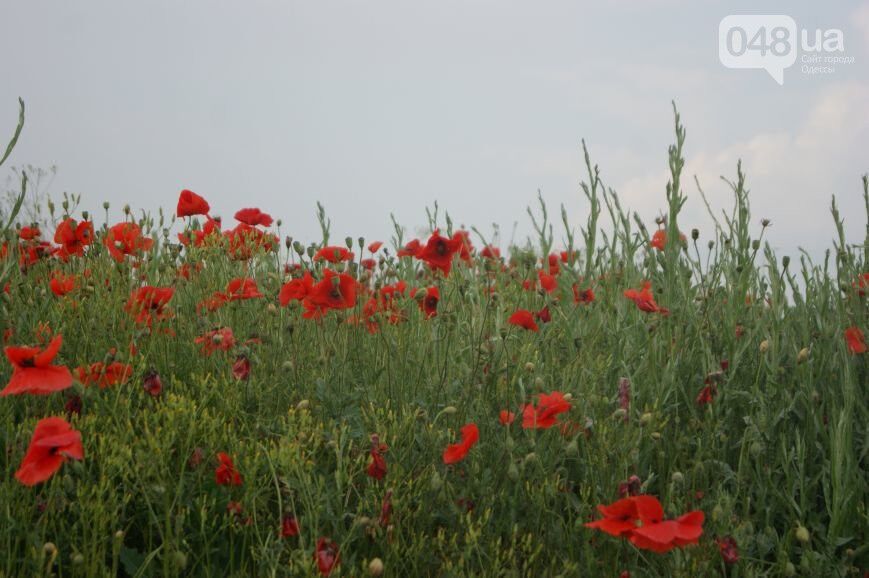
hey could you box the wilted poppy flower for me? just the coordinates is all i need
[844,326,866,354]
[717,535,739,564]
[360,258,377,270]
[367,241,383,253]
[696,384,716,406]
[49,272,77,297]
[618,475,642,497]
[521,391,571,429]
[498,410,515,426]
[15,417,84,486]
[54,218,94,260]
[315,538,340,576]
[125,286,174,326]
[215,452,243,486]
[624,281,669,315]
[234,207,273,227]
[104,222,153,262]
[225,277,263,301]
[314,246,354,263]
[2,335,73,396]
[366,434,388,481]
[535,306,551,324]
[419,286,439,319]
[76,362,133,389]
[142,370,163,396]
[442,423,479,465]
[416,230,462,276]
[508,309,539,332]
[573,285,595,304]
[177,189,210,217]
[280,514,300,538]
[279,271,315,306]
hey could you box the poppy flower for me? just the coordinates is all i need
[584,497,639,537]
[573,285,595,304]
[215,452,243,486]
[538,270,557,293]
[177,189,210,217]
[361,258,377,270]
[368,241,383,253]
[76,362,133,389]
[717,535,740,564]
[49,272,77,297]
[650,228,686,252]
[366,434,388,481]
[628,495,704,553]
[315,538,340,576]
[397,238,421,258]
[535,306,551,324]
[125,286,174,327]
[225,277,263,301]
[14,417,84,486]
[844,326,866,354]
[224,223,278,259]
[696,384,716,406]
[419,286,439,319]
[279,271,315,306]
[498,410,515,426]
[234,207,273,227]
[195,327,236,356]
[178,217,221,247]
[508,309,539,332]
[2,335,73,396]
[415,230,462,276]
[442,423,479,465]
[521,391,571,429]
[547,254,560,276]
[232,355,251,381]
[452,230,474,262]
[303,269,358,319]
[480,245,501,259]
[281,514,300,538]
[104,222,153,262]
[19,225,41,241]
[54,218,94,260]
[314,246,354,263]
[142,370,163,397]
[624,281,669,315]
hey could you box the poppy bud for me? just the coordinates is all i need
[43,542,57,556]
[650,432,662,440]
[759,339,769,353]
[282,360,294,371]
[639,412,653,426]
[81,210,89,220]
[751,239,760,251]
[691,228,699,240]
[523,452,538,467]
[533,376,543,387]
[524,362,535,372]
[123,204,131,215]
[285,236,292,249]
[358,237,365,249]
[114,530,125,542]
[507,462,520,481]
[296,399,310,410]
[345,236,353,249]
[442,406,457,415]
[173,551,188,570]
[784,562,796,576]
[708,240,714,250]
[782,256,790,268]
[71,552,85,565]
[670,471,684,484]
[368,558,384,576]
[612,408,627,421]
[276,219,282,227]
[761,218,771,227]
[750,441,764,457]
[795,525,810,544]
[293,241,304,255]
[565,439,579,458]
[712,504,724,521]
[306,245,316,258]
[429,471,443,491]
[797,347,809,364]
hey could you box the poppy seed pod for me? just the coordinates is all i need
[795,525,810,544]
[368,558,384,576]
[797,347,809,364]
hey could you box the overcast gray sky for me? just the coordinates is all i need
[1,1,867,258]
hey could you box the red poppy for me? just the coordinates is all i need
[481,245,501,259]
[844,326,866,354]
[442,423,479,465]
[224,224,278,259]
[225,277,263,301]
[281,514,300,538]
[397,238,421,257]
[178,217,221,247]
[538,270,557,293]
[420,286,439,319]
[314,246,354,263]
[624,281,669,315]
[14,417,84,486]
[215,452,243,486]
[19,225,41,241]
[76,362,133,389]
[303,269,358,319]
[367,241,383,253]
[452,230,474,262]
[195,327,236,356]
[315,538,340,576]
[104,222,153,262]
[547,254,560,276]
[498,410,515,426]
[508,309,539,332]
[535,306,551,324]
[279,271,315,306]
[696,384,716,406]
[415,230,462,276]
[650,229,686,252]
[1,335,73,396]
[54,218,94,260]
[49,272,77,297]
[142,370,163,397]
[177,189,210,217]
[360,258,377,270]
[628,495,703,553]
[573,285,595,304]
[234,207,273,227]
[717,535,739,564]
[521,391,571,429]
[584,497,639,537]
[125,286,174,326]
[366,434,388,481]
[232,355,251,381]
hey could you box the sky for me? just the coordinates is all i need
[0,0,867,260]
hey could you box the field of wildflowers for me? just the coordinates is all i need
[0,100,866,577]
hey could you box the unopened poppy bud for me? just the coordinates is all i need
[782,255,790,268]
[102,201,110,210]
[650,432,662,440]
[708,240,714,250]
[795,525,810,544]
[429,471,443,491]
[123,204,131,215]
[345,236,353,249]
[534,376,544,387]
[750,441,764,457]
[639,412,653,426]
[293,241,304,255]
[81,210,89,220]
[43,542,57,556]
[267,303,277,315]
[562,393,572,401]
[173,551,188,570]
[613,408,627,420]
[691,228,699,240]
[442,406,457,415]
[357,237,365,249]
[712,504,724,522]
[306,246,316,258]
[565,439,579,457]
[759,340,769,353]
[783,562,796,576]
[797,347,809,364]
[296,399,310,410]
[114,530,125,542]
[523,452,538,466]
[62,199,69,211]
[524,362,535,372]
[507,461,520,481]
[751,239,761,251]
[285,236,292,249]
[282,360,293,371]
[275,219,282,227]
[761,218,771,227]
[368,558,384,576]
[670,471,684,484]
[71,552,85,565]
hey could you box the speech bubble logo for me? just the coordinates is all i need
[719,15,798,85]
